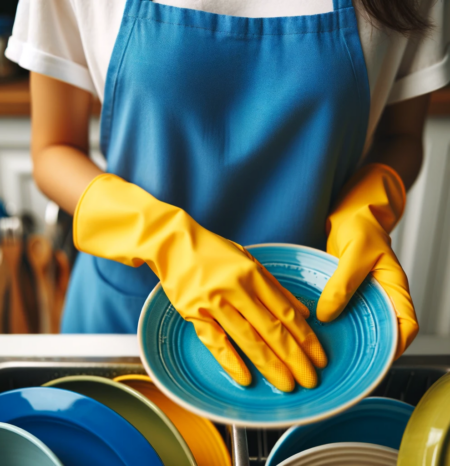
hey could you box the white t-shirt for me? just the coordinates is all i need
[5,0,450,153]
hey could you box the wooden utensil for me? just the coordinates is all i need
[52,249,71,333]
[27,235,53,333]
[20,251,40,333]
[2,237,30,333]
[0,248,11,333]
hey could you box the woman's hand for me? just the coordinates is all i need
[316,164,418,358]
[316,93,431,358]
[74,174,328,392]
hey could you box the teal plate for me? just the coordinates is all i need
[0,422,63,466]
[138,244,397,427]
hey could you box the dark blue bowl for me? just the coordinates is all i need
[266,397,413,465]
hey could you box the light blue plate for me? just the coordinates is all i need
[138,244,398,427]
[0,422,63,466]
[0,387,163,466]
[266,397,414,465]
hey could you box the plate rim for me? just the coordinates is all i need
[276,441,399,466]
[138,243,398,428]
[265,396,412,465]
[113,374,232,466]
[0,386,163,465]
[42,375,197,466]
[0,421,63,465]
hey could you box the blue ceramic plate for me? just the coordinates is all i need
[266,397,414,465]
[0,387,163,466]
[139,244,398,427]
[0,422,63,466]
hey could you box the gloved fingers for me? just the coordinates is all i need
[254,272,327,369]
[230,242,310,318]
[371,254,419,359]
[190,315,252,387]
[254,257,310,319]
[316,240,378,323]
[290,321,327,370]
[228,294,318,388]
[215,304,297,392]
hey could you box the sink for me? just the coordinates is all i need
[0,354,447,465]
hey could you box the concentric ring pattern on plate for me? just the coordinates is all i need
[139,244,397,427]
[277,442,398,466]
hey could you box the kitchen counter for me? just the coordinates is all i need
[0,78,449,116]
[0,334,448,358]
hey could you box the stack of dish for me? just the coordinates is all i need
[276,443,398,466]
[0,385,163,465]
[266,397,413,465]
[113,374,230,466]
[0,375,230,466]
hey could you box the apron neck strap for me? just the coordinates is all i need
[333,0,353,10]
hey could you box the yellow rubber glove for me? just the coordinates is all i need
[74,174,327,391]
[317,163,419,359]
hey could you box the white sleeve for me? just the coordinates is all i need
[387,0,450,104]
[5,0,96,95]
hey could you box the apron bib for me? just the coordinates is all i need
[62,0,370,333]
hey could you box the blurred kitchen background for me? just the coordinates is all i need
[0,1,449,337]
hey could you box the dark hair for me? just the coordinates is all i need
[359,0,433,35]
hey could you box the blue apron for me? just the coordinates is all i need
[61,0,370,333]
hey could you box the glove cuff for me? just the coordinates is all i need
[370,163,407,216]
[330,163,406,234]
[73,173,158,268]
[364,163,406,230]
[73,173,201,276]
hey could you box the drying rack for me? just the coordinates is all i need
[0,335,449,465]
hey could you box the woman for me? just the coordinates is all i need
[6,0,449,392]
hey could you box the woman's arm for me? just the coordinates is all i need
[30,72,103,215]
[364,93,431,190]
[317,94,431,357]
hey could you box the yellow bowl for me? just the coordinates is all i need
[398,372,450,465]
[114,374,231,466]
